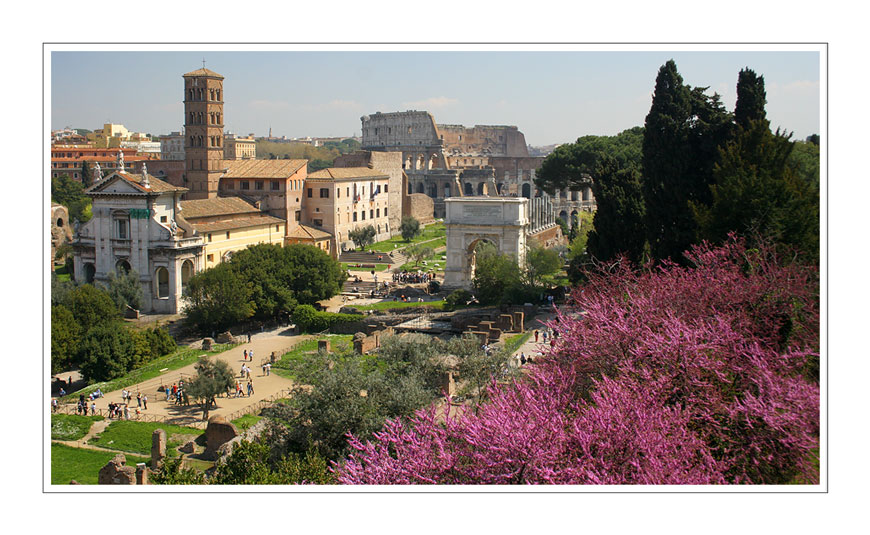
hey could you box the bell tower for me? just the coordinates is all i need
[183,67,225,199]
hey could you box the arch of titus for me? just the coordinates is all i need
[444,196,556,289]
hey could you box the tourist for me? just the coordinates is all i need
[266,363,271,376]
[136,392,142,407]
[59,387,66,397]
[249,349,254,362]
[244,349,248,361]
[247,332,252,343]
[143,395,148,410]
[124,405,130,420]
[534,330,539,343]
[241,363,246,377]
[543,330,548,342]
[520,353,527,365]
[166,386,172,401]
[247,382,254,396]
[262,363,267,376]
[51,398,58,412]
[91,402,96,415]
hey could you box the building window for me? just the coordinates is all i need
[295,211,301,221]
[226,231,231,239]
[116,219,128,240]
[384,207,388,217]
[370,209,374,219]
[275,225,280,231]
[376,208,380,218]
[307,188,312,198]
[241,181,250,190]
[361,211,366,220]
[207,254,214,262]
[256,181,264,190]
[353,212,357,222]
[160,216,168,223]
[228,182,235,190]
[271,181,279,191]
[208,233,212,242]
[384,185,388,193]
[336,188,340,198]
[156,267,169,299]
[320,188,329,198]
[313,219,323,227]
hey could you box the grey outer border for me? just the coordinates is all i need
[43,41,828,494]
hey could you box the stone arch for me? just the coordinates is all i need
[570,210,579,228]
[115,259,131,273]
[404,154,412,170]
[559,210,568,224]
[155,267,169,299]
[428,183,438,198]
[477,182,485,195]
[181,259,194,291]
[416,182,425,194]
[429,153,440,170]
[83,263,96,284]
[417,154,426,170]
[467,237,498,282]
[464,182,473,195]
[521,183,531,198]
[444,182,452,198]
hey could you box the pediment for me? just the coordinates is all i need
[87,173,144,195]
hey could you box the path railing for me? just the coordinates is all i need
[52,403,207,429]
[224,387,295,423]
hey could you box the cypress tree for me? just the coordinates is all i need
[734,68,767,129]
[80,161,92,188]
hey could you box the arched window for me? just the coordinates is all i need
[155,267,169,298]
[444,183,451,197]
[181,260,194,291]
[464,182,473,195]
[115,259,131,273]
[477,182,485,195]
[522,183,531,198]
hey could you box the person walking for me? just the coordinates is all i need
[136,392,142,408]
[244,349,248,361]
[247,381,253,397]
[143,395,148,410]
[534,330,539,343]
[91,402,96,415]
[51,398,58,412]
[265,363,271,376]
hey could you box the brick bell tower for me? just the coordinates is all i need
[183,66,225,199]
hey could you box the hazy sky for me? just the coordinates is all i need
[50,50,820,146]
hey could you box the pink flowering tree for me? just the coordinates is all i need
[335,238,819,485]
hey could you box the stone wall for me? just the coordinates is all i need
[403,193,435,224]
[528,223,566,249]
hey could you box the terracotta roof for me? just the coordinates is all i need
[183,68,224,78]
[179,197,261,219]
[188,214,284,234]
[88,171,185,194]
[306,167,389,181]
[220,159,307,179]
[286,224,332,240]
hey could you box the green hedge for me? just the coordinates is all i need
[292,305,363,333]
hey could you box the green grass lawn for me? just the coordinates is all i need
[51,414,104,441]
[88,420,204,456]
[502,331,533,355]
[231,413,263,431]
[271,335,353,379]
[353,299,446,312]
[366,222,445,252]
[53,264,72,282]
[60,343,238,403]
[342,262,390,272]
[51,443,149,485]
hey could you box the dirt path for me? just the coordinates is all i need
[64,328,312,427]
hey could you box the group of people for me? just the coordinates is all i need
[106,401,137,420]
[232,380,255,398]
[392,271,432,284]
[121,389,148,410]
[242,348,255,362]
[533,327,559,347]
[164,381,190,406]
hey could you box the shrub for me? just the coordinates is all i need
[444,289,473,310]
[292,304,363,333]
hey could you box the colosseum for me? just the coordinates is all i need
[360,110,595,224]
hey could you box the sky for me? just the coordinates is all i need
[50,49,821,146]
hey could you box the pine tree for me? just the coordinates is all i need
[586,156,647,265]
